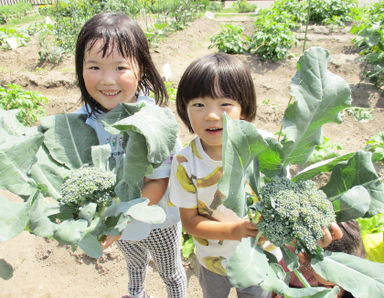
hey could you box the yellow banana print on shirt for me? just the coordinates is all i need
[190,139,203,159]
[176,154,188,163]
[197,200,213,217]
[197,166,223,188]
[202,256,226,276]
[176,164,196,193]
[193,236,209,246]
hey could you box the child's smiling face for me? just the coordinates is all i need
[83,39,140,111]
[187,96,242,160]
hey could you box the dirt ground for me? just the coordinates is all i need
[1,1,383,297]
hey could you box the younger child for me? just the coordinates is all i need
[169,53,269,298]
[75,12,187,298]
[169,53,342,298]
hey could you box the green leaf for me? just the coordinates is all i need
[219,115,273,217]
[28,196,59,237]
[112,104,178,165]
[91,144,112,171]
[53,218,88,245]
[321,151,384,219]
[103,198,166,225]
[281,245,299,271]
[0,194,29,241]
[29,145,70,199]
[292,153,355,182]
[282,47,352,165]
[226,237,269,288]
[126,199,166,224]
[0,259,13,280]
[78,233,103,258]
[40,113,98,169]
[79,202,97,223]
[182,237,195,258]
[0,131,43,198]
[311,251,384,297]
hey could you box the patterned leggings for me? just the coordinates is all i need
[116,223,187,298]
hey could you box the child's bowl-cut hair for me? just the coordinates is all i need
[176,53,257,133]
[76,12,167,115]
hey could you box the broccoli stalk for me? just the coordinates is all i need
[59,166,116,216]
[255,176,336,257]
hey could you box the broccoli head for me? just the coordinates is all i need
[256,176,336,255]
[59,166,116,210]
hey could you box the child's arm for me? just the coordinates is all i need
[142,177,169,205]
[180,208,258,241]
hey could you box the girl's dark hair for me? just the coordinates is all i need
[176,53,257,133]
[75,12,167,115]
[326,220,365,257]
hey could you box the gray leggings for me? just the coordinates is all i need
[116,223,187,298]
[198,262,271,298]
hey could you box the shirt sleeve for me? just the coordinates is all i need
[169,151,198,209]
[145,136,183,180]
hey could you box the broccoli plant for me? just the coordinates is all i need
[218,47,384,297]
[257,177,336,256]
[59,166,116,214]
[0,103,178,258]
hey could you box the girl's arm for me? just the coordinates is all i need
[142,177,169,205]
[180,208,258,241]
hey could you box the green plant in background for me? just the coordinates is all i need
[309,0,358,25]
[249,14,298,61]
[270,0,307,24]
[307,136,343,163]
[209,24,248,54]
[345,106,374,122]
[181,227,195,258]
[0,28,30,50]
[364,131,384,163]
[233,0,256,13]
[0,2,34,25]
[351,1,384,88]
[0,84,47,126]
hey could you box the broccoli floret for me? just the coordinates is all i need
[59,166,116,211]
[257,176,336,255]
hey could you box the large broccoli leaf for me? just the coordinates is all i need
[321,151,384,221]
[0,194,29,241]
[106,104,178,202]
[219,115,275,217]
[311,251,384,298]
[0,134,43,198]
[282,47,352,165]
[39,113,98,169]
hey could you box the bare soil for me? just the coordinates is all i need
[1,2,383,297]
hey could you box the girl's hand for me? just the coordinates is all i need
[231,218,259,241]
[317,223,343,248]
[100,235,121,249]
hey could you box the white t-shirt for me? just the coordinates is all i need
[170,136,282,276]
[77,95,181,240]
[169,137,241,275]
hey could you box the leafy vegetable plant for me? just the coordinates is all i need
[209,24,249,54]
[0,103,178,258]
[364,131,384,163]
[0,83,47,126]
[217,47,384,297]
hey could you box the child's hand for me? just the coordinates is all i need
[317,223,343,248]
[100,235,121,249]
[232,218,258,241]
